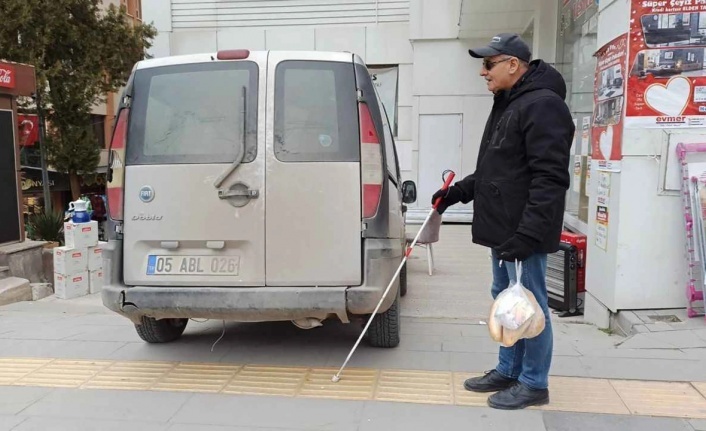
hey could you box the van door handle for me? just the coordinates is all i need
[218,189,259,199]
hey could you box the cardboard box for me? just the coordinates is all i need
[88,242,106,271]
[64,221,99,249]
[89,269,103,294]
[54,272,89,299]
[53,247,88,275]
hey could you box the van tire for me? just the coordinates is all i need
[400,262,408,297]
[367,290,400,348]
[135,317,188,343]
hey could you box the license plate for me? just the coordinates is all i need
[147,255,240,276]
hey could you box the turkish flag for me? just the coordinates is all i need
[17,114,38,147]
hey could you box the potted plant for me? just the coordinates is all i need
[27,211,65,247]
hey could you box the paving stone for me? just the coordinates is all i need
[542,411,694,431]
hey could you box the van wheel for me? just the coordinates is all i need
[134,317,188,343]
[400,262,408,297]
[367,290,400,348]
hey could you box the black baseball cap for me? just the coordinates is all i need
[468,33,532,63]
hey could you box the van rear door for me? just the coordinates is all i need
[265,52,362,286]
[122,53,266,286]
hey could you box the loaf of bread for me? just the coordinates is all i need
[488,301,503,342]
[500,316,532,347]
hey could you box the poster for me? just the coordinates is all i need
[581,116,591,156]
[593,33,627,172]
[595,171,611,250]
[626,0,706,128]
[573,155,583,193]
[585,156,592,196]
[595,205,609,250]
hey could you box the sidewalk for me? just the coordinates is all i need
[0,388,703,431]
[0,224,705,429]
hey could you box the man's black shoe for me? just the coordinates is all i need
[487,382,549,410]
[463,370,517,393]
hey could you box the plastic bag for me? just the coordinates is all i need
[488,260,546,347]
[493,265,535,330]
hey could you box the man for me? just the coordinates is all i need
[432,33,574,410]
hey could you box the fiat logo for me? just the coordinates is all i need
[139,186,155,203]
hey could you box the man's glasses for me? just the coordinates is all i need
[483,57,513,70]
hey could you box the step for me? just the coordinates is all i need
[0,266,9,280]
[0,277,31,307]
[30,283,53,301]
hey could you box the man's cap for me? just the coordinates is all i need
[468,33,532,63]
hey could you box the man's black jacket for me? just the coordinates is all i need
[454,59,575,253]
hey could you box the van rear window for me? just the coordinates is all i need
[274,61,359,162]
[126,61,258,165]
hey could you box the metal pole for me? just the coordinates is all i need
[35,91,52,214]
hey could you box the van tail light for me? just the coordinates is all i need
[107,108,128,221]
[359,102,383,219]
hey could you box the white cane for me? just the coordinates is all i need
[332,170,456,382]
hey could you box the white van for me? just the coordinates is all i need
[102,50,417,348]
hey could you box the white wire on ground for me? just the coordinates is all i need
[211,320,226,352]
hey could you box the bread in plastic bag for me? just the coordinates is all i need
[487,260,546,347]
[493,280,535,331]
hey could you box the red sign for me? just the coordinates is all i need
[626,0,706,128]
[0,65,15,89]
[573,0,594,19]
[17,114,38,147]
[592,33,628,172]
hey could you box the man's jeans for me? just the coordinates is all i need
[491,250,552,390]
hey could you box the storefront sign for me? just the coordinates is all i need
[626,0,706,128]
[593,33,627,172]
[0,65,15,89]
[17,114,38,146]
[20,167,70,193]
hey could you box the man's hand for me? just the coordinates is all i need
[495,233,539,262]
[431,185,463,214]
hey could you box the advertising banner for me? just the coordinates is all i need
[593,33,628,172]
[626,0,706,128]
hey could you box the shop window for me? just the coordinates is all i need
[91,115,105,149]
[556,0,599,228]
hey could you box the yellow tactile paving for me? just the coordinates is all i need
[0,358,52,385]
[452,373,489,407]
[81,361,175,390]
[375,370,453,404]
[694,382,706,398]
[611,380,706,419]
[15,360,110,388]
[153,363,241,393]
[541,376,629,415]
[1,357,706,419]
[300,368,377,400]
[223,365,307,397]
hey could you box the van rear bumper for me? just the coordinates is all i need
[102,282,396,324]
[100,238,402,324]
[102,284,355,323]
